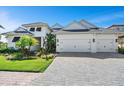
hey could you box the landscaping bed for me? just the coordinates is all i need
[0,56,53,72]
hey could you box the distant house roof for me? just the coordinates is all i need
[51,23,63,32]
[52,23,63,29]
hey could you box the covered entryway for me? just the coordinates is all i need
[30,37,41,51]
[58,39,91,52]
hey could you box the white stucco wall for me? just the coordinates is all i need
[29,26,50,37]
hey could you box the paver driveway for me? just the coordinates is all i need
[31,53,124,86]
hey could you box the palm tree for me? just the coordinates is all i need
[16,35,39,57]
[0,25,5,29]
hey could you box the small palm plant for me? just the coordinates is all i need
[16,35,39,57]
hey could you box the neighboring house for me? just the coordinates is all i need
[55,20,124,53]
[3,22,51,51]
[108,25,124,48]
[108,25,124,31]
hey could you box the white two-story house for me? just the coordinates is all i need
[4,22,51,51]
[3,20,124,53]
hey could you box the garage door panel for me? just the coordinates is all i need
[59,39,91,52]
[97,39,115,52]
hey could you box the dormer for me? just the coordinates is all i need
[21,22,51,37]
[22,22,49,32]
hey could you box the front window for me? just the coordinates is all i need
[36,27,41,31]
[12,37,20,42]
[30,28,35,31]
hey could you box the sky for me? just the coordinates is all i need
[0,6,124,32]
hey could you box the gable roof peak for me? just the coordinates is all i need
[63,20,88,30]
[79,19,98,29]
[52,23,63,28]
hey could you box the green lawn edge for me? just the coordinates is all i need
[0,56,53,73]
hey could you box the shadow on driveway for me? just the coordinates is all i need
[57,52,124,59]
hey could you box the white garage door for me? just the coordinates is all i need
[97,39,115,52]
[59,39,91,52]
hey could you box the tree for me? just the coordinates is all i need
[16,35,39,56]
[39,33,56,60]
[28,36,39,52]
[45,33,56,53]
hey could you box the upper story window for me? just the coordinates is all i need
[120,28,124,31]
[30,28,35,31]
[36,27,42,31]
[113,28,120,30]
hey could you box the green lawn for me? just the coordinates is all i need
[0,56,53,72]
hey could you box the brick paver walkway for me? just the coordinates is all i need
[0,71,41,86]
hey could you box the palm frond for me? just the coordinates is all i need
[0,25,5,29]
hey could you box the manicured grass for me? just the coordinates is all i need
[0,56,53,72]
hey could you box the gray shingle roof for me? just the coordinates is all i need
[53,19,124,35]
[54,28,124,34]
[1,27,33,35]
[22,22,48,27]
[79,19,98,29]
[63,20,88,30]
[14,27,33,34]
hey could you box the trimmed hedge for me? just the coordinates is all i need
[0,48,19,54]
[118,47,124,54]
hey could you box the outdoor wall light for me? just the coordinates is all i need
[93,38,95,43]
[57,39,59,42]
[115,39,118,42]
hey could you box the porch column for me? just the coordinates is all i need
[41,37,44,48]
[91,33,97,53]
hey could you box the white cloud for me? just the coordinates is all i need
[0,11,23,33]
[90,11,124,24]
